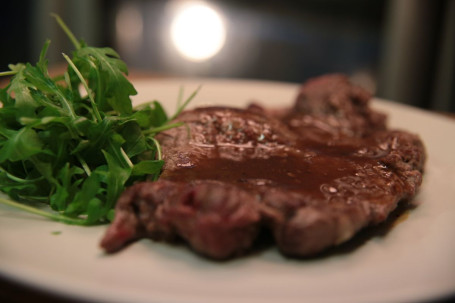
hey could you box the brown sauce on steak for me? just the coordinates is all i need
[100,74,426,259]
[161,147,384,201]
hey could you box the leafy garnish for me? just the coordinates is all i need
[0,15,191,225]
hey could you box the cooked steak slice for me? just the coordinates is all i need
[100,74,426,259]
[101,180,261,259]
[157,106,299,176]
[259,132,423,256]
[284,73,387,142]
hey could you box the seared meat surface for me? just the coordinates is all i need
[101,74,426,259]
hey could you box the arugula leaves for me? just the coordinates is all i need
[0,15,191,225]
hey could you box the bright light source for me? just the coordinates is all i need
[170,3,226,61]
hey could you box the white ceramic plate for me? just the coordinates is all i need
[1,78,454,303]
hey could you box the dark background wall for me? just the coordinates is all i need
[1,0,453,112]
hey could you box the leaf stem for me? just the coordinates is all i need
[0,70,17,77]
[62,53,102,122]
[0,167,44,183]
[0,196,88,225]
[120,147,134,168]
[51,13,81,50]
[169,86,201,121]
[76,154,92,176]
[143,122,184,135]
[149,137,162,160]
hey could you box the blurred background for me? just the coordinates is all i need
[1,0,454,112]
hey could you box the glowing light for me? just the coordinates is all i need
[170,3,226,61]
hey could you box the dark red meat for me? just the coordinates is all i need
[100,74,426,259]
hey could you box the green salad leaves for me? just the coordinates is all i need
[0,15,194,225]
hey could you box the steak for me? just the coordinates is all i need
[100,74,426,259]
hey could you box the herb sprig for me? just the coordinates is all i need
[0,15,195,225]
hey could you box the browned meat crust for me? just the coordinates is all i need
[100,74,426,259]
